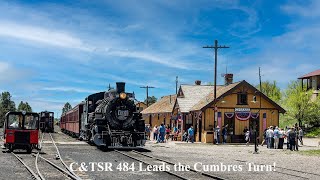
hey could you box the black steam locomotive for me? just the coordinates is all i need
[61,82,146,149]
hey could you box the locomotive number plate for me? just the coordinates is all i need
[117,110,129,117]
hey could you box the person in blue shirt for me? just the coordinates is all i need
[187,126,194,143]
[174,126,178,133]
[158,124,166,143]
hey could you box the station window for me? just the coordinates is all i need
[237,93,248,105]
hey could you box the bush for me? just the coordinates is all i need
[305,127,320,138]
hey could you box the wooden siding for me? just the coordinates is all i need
[201,84,280,142]
[145,113,172,128]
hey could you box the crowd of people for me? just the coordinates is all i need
[260,125,303,151]
[145,124,195,143]
[145,123,304,149]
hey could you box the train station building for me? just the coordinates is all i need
[141,95,177,130]
[142,75,285,143]
[298,69,320,100]
[135,102,147,112]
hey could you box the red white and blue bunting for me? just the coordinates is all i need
[235,112,251,121]
[225,112,234,119]
[250,112,259,119]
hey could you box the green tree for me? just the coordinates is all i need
[256,80,281,102]
[282,81,320,127]
[62,102,72,114]
[17,101,32,112]
[144,96,157,106]
[0,92,16,126]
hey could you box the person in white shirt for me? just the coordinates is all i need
[267,126,274,149]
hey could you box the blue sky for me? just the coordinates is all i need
[0,0,319,116]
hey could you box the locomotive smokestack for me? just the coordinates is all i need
[116,82,125,93]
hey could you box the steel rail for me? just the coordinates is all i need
[11,152,42,180]
[49,133,81,180]
[114,149,186,180]
[35,152,46,180]
[34,133,46,180]
[234,159,318,179]
[131,150,225,180]
[32,154,79,180]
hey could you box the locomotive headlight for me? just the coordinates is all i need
[120,92,127,99]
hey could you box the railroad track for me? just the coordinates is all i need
[48,133,81,179]
[11,152,42,180]
[11,133,82,180]
[234,159,320,179]
[114,150,225,180]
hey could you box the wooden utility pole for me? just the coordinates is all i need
[176,76,178,94]
[203,40,229,131]
[254,67,262,154]
[140,86,155,107]
[259,67,262,111]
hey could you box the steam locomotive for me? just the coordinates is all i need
[60,82,146,149]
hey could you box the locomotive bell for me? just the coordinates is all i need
[116,82,125,93]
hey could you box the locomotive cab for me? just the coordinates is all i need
[3,111,39,153]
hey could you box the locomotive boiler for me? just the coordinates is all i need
[61,82,146,149]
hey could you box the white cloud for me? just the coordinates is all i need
[106,49,193,70]
[0,21,93,51]
[42,87,99,93]
[0,61,32,84]
[281,0,320,17]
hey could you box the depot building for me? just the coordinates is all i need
[143,74,286,143]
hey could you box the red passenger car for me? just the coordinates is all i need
[3,111,40,153]
[60,103,83,137]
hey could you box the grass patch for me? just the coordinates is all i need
[299,149,320,156]
[305,127,320,138]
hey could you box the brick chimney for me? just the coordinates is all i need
[195,80,201,85]
[224,74,233,85]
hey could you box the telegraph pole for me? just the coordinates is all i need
[259,67,262,111]
[254,67,262,154]
[176,76,178,94]
[203,40,229,135]
[140,86,155,107]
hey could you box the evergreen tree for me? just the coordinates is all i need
[17,101,33,112]
[0,92,16,126]
[62,102,72,114]
[144,96,157,106]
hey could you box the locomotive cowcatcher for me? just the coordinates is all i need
[39,111,54,133]
[2,111,40,153]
